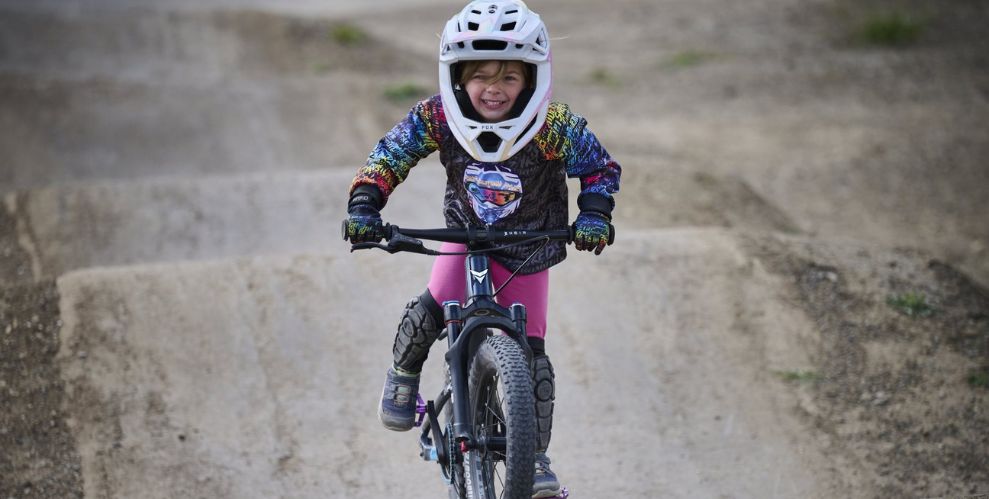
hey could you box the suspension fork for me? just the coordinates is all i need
[443,301,470,442]
[443,253,533,444]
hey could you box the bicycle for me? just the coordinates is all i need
[344,223,572,499]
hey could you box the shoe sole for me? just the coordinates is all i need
[532,488,564,499]
[377,394,415,432]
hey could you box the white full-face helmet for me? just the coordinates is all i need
[439,0,552,162]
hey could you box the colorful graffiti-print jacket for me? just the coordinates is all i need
[350,94,621,274]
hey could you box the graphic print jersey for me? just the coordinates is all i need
[351,94,621,274]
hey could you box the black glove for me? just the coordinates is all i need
[343,185,384,243]
[572,192,615,255]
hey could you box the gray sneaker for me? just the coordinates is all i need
[532,452,563,498]
[378,367,420,431]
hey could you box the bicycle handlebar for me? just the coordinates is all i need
[342,222,575,255]
[386,225,574,244]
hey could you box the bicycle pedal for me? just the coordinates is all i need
[414,394,427,428]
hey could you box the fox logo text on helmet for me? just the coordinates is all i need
[438,0,552,162]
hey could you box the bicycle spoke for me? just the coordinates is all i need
[495,463,506,498]
[477,375,509,499]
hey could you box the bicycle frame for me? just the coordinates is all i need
[344,223,572,493]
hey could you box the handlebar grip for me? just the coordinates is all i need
[343,219,393,242]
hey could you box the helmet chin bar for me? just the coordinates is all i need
[448,103,547,162]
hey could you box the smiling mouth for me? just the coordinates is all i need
[481,98,507,109]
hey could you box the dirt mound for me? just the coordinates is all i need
[616,159,800,233]
[0,280,82,499]
[745,233,989,497]
[0,7,427,78]
[0,7,434,192]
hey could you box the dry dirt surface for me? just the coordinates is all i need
[1,0,987,498]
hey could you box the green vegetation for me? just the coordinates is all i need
[858,12,924,47]
[968,371,989,389]
[663,50,718,69]
[329,23,368,46]
[588,67,621,87]
[886,292,936,317]
[775,370,822,383]
[311,62,331,74]
[384,83,429,103]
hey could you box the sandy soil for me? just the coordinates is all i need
[1,0,987,497]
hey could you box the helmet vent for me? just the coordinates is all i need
[471,9,481,14]
[472,40,508,51]
[506,9,518,14]
[477,132,501,153]
[501,22,516,31]
[468,22,479,30]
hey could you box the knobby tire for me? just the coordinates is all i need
[463,335,536,499]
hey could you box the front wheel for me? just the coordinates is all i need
[464,335,536,499]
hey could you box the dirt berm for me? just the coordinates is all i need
[1,0,987,497]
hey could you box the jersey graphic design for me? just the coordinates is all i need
[464,163,523,225]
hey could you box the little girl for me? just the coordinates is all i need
[344,2,620,497]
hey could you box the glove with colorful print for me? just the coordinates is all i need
[573,193,615,255]
[344,185,385,244]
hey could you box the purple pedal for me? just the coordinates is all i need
[414,394,427,428]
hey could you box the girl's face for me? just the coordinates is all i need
[464,61,528,122]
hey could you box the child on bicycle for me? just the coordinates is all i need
[343,2,620,497]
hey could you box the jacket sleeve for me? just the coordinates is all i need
[537,102,621,207]
[348,95,445,204]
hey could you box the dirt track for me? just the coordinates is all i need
[1,0,987,497]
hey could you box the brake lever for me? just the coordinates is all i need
[349,233,437,255]
[349,242,389,252]
[386,233,435,255]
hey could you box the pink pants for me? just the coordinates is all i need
[427,243,549,339]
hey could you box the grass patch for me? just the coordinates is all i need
[329,23,368,46]
[588,67,621,87]
[857,12,924,47]
[886,292,936,317]
[775,370,822,383]
[384,83,429,103]
[969,371,989,389]
[663,50,717,69]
